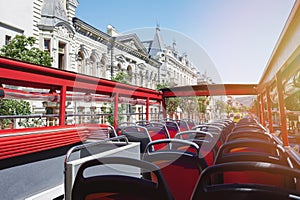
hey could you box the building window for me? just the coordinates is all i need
[58,42,66,70]
[127,65,133,82]
[76,51,85,73]
[90,55,96,76]
[117,63,121,71]
[140,71,143,86]
[5,35,11,45]
[44,39,51,53]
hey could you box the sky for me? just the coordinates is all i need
[76,0,295,84]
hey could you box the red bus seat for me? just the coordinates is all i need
[72,157,174,200]
[143,139,207,200]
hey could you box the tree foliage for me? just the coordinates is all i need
[0,35,53,66]
[156,82,180,116]
[0,35,52,128]
[226,105,239,114]
[179,97,198,118]
[165,97,180,114]
[156,82,171,90]
[105,71,129,125]
[111,71,129,84]
[0,99,31,129]
[215,99,226,113]
[285,90,300,111]
[197,96,209,113]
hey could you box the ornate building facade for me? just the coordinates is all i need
[1,0,199,88]
[0,0,201,123]
[143,26,198,86]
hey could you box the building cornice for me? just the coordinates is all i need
[166,54,197,76]
[73,18,161,67]
[68,0,79,7]
[0,21,24,34]
[73,17,110,43]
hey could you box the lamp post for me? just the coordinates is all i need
[109,37,116,79]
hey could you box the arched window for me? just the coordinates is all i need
[145,70,149,87]
[90,54,96,76]
[127,65,133,83]
[100,53,108,78]
[76,51,85,74]
[117,63,122,71]
[149,71,153,88]
[140,71,143,86]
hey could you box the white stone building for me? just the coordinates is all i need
[143,26,198,86]
[0,0,203,123]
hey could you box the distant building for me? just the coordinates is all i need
[197,71,214,85]
[143,26,198,86]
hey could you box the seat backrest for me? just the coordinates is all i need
[147,124,170,140]
[207,122,233,141]
[144,138,203,156]
[116,122,137,135]
[212,140,293,187]
[191,161,300,200]
[175,130,213,141]
[121,125,151,153]
[136,120,151,126]
[72,157,174,200]
[193,124,224,147]
[175,130,217,166]
[226,131,274,143]
[176,120,190,131]
[192,124,222,135]
[164,121,180,138]
[183,119,197,130]
[232,124,266,133]
[143,139,207,200]
[215,139,287,165]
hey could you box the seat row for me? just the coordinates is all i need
[71,118,300,199]
[193,118,300,199]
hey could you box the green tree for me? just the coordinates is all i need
[179,97,198,119]
[215,99,226,113]
[285,90,300,111]
[198,96,209,114]
[156,82,180,118]
[156,82,171,90]
[0,99,32,129]
[165,97,180,116]
[225,104,239,114]
[111,71,128,83]
[0,34,53,66]
[0,35,53,128]
[106,71,129,125]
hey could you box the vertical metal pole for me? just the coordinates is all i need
[64,163,74,200]
[162,98,167,119]
[258,95,264,126]
[59,86,66,126]
[276,73,289,146]
[113,93,119,130]
[255,96,260,121]
[110,37,115,79]
[266,87,274,133]
[146,97,150,121]
[261,93,266,127]
[257,95,261,123]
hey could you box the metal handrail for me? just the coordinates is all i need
[0,112,163,119]
[64,135,129,200]
[0,126,87,138]
[64,135,128,164]
[0,113,114,119]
